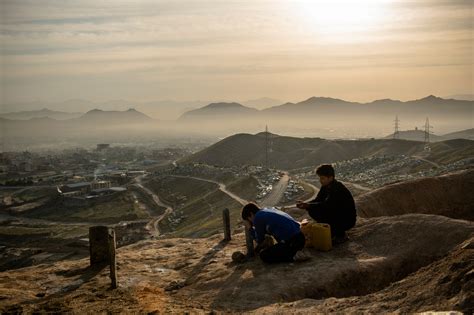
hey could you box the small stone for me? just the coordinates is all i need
[231,251,246,263]
[164,280,185,291]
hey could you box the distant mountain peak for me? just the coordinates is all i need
[420,95,442,101]
[87,108,103,113]
[204,102,246,109]
[371,98,399,102]
[301,96,351,104]
[306,96,334,102]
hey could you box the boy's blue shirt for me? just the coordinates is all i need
[250,207,301,244]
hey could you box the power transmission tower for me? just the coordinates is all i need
[393,115,400,139]
[265,125,269,170]
[424,117,433,143]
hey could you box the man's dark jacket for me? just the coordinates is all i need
[307,179,357,236]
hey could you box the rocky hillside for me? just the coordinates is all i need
[0,214,472,313]
[1,170,473,313]
[356,169,474,220]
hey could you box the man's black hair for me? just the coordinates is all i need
[316,164,335,177]
[242,203,260,220]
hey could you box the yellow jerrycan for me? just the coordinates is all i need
[300,221,332,251]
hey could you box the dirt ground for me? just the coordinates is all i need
[356,169,474,220]
[1,213,472,314]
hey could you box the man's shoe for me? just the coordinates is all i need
[293,251,311,262]
[332,233,349,245]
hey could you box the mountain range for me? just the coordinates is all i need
[0,99,203,120]
[179,95,473,120]
[1,95,472,150]
[74,108,153,125]
[3,95,472,125]
[0,108,82,120]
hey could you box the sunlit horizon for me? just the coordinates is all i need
[1,0,472,106]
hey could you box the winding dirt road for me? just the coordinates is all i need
[132,175,174,236]
[167,175,247,206]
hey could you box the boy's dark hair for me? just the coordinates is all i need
[316,164,335,177]
[242,203,260,220]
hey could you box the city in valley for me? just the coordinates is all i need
[1,115,473,267]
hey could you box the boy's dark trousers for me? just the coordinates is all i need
[308,208,356,238]
[259,232,305,263]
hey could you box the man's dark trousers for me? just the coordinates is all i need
[259,232,305,263]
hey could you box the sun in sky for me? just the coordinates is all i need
[292,0,392,39]
[1,0,472,104]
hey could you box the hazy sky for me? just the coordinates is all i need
[1,0,473,106]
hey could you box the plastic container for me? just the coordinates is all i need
[301,222,332,251]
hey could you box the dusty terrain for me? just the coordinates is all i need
[0,213,472,313]
[357,169,474,220]
[0,170,473,313]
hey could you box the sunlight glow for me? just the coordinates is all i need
[294,0,392,38]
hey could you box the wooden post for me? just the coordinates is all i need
[222,208,231,241]
[108,229,117,289]
[89,226,118,289]
[89,226,110,265]
[245,227,255,257]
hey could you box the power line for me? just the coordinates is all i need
[393,115,400,139]
[265,125,269,170]
[424,117,433,143]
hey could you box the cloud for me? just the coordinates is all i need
[0,0,472,103]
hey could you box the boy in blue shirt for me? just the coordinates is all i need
[242,203,306,263]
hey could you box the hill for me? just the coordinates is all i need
[356,169,474,220]
[442,128,474,141]
[262,96,360,116]
[0,108,82,120]
[385,128,474,142]
[0,108,159,150]
[178,102,258,121]
[180,132,474,170]
[384,129,443,141]
[444,94,474,101]
[1,171,473,313]
[1,213,472,313]
[261,95,473,118]
[75,108,153,125]
[174,95,473,138]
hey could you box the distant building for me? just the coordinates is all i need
[91,180,111,190]
[60,181,91,194]
[89,186,127,197]
[96,143,110,151]
[62,190,84,197]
